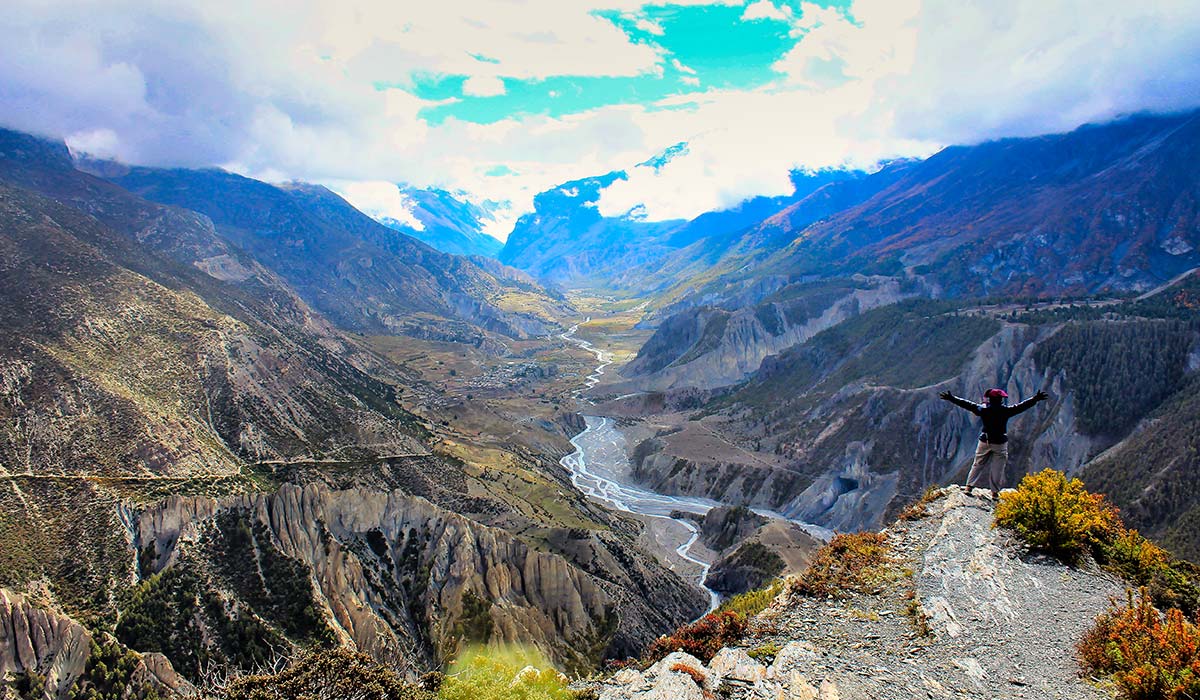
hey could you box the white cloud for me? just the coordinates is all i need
[335,181,425,230]
[635,17,665,35]
[595,80,940,221]
[462,75,506,97]
[672,58,697,75]
[742,1,791,22]
[66,128,122,159]
[2,0,1198,235]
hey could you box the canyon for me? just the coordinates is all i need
[4,108,1200,699]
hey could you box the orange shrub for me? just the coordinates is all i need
[644,611,747,664]
[898,486,944,521]
[1078,592,1200,700]
[791,532,893,598]
[1095,529,1200,617]
[669,662,707,685]
[994,469,1119,563]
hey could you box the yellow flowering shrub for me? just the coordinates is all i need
[996,469,1199,613]
[994,469,1119,563]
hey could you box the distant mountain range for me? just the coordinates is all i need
[377,186,505,259]
[500,109,1200,302]
[499,167,861,293]
[96,163,558,341]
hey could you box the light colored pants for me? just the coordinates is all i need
[966,440,1008,493]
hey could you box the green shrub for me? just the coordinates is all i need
[994,469,1119,563]
[438,645,573,700]
[1078,592,1200,700]
[746,642,782,664]
[716,579,783,619]
[1097,529,1200,616]
[791,532,894,598]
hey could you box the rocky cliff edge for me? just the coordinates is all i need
[593,486,1121,700]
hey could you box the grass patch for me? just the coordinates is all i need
[438,644,573,700]
[898,486,945,521]
[790,532,895,598]
[746,641,782,664]
[902,587,932,638]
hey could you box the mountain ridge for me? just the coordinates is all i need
[377,186,505,259]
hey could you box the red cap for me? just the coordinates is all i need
[985,388,1009,399]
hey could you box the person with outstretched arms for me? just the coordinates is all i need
[939,387,1049,498]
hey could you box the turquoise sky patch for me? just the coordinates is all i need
[403,1,849,126]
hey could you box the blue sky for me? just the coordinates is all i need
[2,0,1199,238]
[406,1,838,125]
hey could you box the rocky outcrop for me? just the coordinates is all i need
[633,450,807,515]
[0,589,91,699]
[591,487,1120,700]
[0,589,197,700]
[696,507,767,552]
[594,648,840,700]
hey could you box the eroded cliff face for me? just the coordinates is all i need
[0,590,91,699]
[622,280,911,392]
[133,482,703,676]
[625,321,1117,534]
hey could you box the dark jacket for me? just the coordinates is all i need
[944,395,1041,444]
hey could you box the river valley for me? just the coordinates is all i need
[558,324,823,614]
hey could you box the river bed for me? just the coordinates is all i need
[558,324,730,613]
[557,323,829,616]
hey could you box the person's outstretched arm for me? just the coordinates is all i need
[1008,390,1049,416]
[939,391,981,415]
